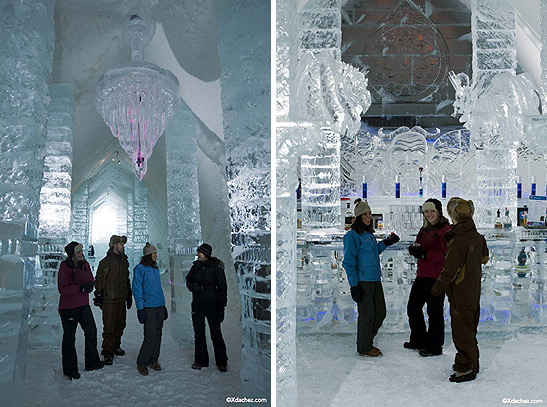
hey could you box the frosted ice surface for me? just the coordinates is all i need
[217,0,270,399]
[165,100,201,346]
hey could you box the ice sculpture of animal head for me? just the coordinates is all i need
[388,131,427,177]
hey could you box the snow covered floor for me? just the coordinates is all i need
[23,303,242,407]
[297,329,547,407]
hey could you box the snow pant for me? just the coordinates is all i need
[407,277,445,353]
[137,306,165,366]
[101,302,126,358]
[59,305,102,375]
[357,281,386,354]
[450,302,480,373]
[192,302,228,367]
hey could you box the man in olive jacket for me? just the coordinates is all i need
[431,198,489,383]
[94,235,132,365]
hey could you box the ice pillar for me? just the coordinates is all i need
[128,179,148,268]
[471,0,517,227]
[216,0,271,399]
[30,84,74,349]
[165,100,201,347]
[71,183,89,247]
[0,1,55,405]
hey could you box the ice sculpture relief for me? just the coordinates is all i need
[363,0,449,103]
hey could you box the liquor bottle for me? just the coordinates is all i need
[418,167,423,197]
[494,209,502,229]
[531,175,536,196]
[344,201,353,230]
[517,176,522,199]
[502,208,512,230]
[362,175,368,200]
[395,174,400,199]
[441,175,447,199]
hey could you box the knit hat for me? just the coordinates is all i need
[65,241,83,259]
[197,243,213,258]
[354,201,371,217]
[422,198,443,216]
[143,242,157,256]
[109,235,127,248]
[447,197,474,223]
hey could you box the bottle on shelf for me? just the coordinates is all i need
[502,208,512,230]
[395,173,400,199]
[494,209,502,229]
[531,175,536,196]
[517,176,522,199]
[441,175,447,199]
[344,200,353,230]
[362,175,367,200]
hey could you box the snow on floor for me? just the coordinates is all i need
[297,330,547,407]
[23,303,242,407]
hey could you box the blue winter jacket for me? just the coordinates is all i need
[132,264,165,310]
[343,228,387,287]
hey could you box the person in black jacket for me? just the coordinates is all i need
[186,243,228,372]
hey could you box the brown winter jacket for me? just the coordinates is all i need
[95,249,131,304]
[431,218,489,305]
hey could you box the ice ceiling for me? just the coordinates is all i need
[51,0,223,212]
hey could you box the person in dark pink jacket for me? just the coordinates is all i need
[404,198,451,357]
[58,241,104,379]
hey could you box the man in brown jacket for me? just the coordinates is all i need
[94,235,132,365]
[431,198,489,383]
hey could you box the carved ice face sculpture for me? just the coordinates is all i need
[389,132,427,177]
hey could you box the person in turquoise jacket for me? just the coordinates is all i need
[132,243,168,376]
[343,201,400,357]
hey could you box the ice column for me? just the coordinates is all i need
[0,1,55,406]
[216,0,271,398]
[128,179,148,268]
[30,84,74,349]
[277,0,369,405]
[165,100,201,346]
[71,184,89,248]
[471,0,517,227]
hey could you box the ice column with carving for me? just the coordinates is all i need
[71,184,89,248]
[30,84,74,349]
[0,1,55,406]
[277,0,369,404]
[165,100,201,347]
[216,0,271,399]
[128,179,148,268]
[469,0,518,227]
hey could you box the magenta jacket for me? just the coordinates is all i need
[414,220,452,279]
[58,259,94,310]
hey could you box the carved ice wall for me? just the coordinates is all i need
[0,1,55,406]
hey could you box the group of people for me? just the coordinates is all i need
[343,197,489,383]
[57,237,228,379]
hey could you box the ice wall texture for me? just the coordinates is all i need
[0,1,55,406]
[165,100,201,347]
[216,0,271,400]
[38,84,74,241]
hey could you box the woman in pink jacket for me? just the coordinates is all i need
[404,198,451,357]
[58,241,104,379]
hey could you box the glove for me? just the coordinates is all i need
[137,309,147,324]
[80,281,94,293]
[409,245,427,260]
[350,285,363,303]
[216,307,225,323]
[93,291,103,308]
[383,233,400,247]
[163,306,168,321]
[126,293,133,310]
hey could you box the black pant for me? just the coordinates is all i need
[407,277,445,353]
[357,281,386,353]
[137,307,165,366]
[192,302,227,367]
[450,303,480,373]
[59,305,102,375]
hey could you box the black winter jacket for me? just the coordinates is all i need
[186,257,227,307]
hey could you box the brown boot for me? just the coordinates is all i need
[138,365,149,376]
[359,348,383,357]
[150,362,162,371]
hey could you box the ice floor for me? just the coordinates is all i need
[23,298,242,407]
[297,329,547,407]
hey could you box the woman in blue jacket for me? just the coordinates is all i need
[132,243,168,376]
[343,201,399,357]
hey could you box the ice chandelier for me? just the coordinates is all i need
[95,15,179,181]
